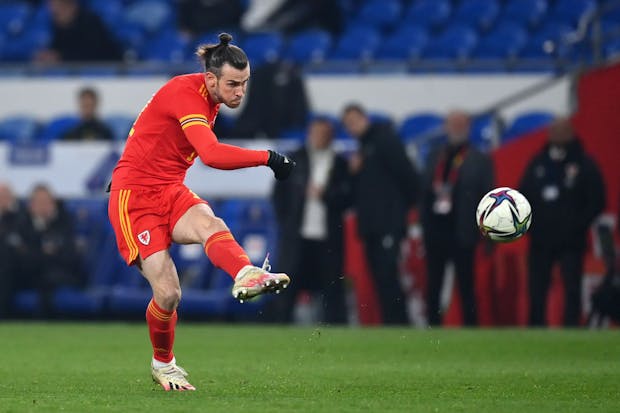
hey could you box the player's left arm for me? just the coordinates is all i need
[174,89,294,178]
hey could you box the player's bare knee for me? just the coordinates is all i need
[155,285,182,309]
[196,215,228,241]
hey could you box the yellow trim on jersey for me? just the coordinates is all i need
[119,190,139,262]
[179,113,208,123]
[181,120,211,130]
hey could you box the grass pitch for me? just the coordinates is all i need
[0,323,618,412]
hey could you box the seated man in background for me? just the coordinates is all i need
[14,184,84,318]
[35,0,122,63]
[0,183,24,318]
[62,87,113,141]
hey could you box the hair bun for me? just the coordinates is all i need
[218,33,232,46]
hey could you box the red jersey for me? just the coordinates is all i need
[111,73,268,189]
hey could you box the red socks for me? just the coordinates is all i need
[204,231,251,279]
[146,299,177,363]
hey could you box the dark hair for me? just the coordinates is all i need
[342,102,367,117]
[78,87,98,101]
[196,33,248,77]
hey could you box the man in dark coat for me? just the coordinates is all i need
[271,117,352,323]
[421,110,495,326]
[341,103,418,325]
[14,184,84,318]
[0,183,24,318]
[35,0,123,63]
[520,118,605,326]
[62,87,113,141]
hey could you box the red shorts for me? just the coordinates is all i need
[108,183,208,265]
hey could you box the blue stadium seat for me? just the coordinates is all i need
[0,26,50,61]
[551,0,597,26]
[503,111,555,141]
[500,0,548,28]
[279,127,306,141]
[470,114,497,151]
[404,0,452,29]
[605,38,620,59]
[38,115,80,141]
[108,286,151,316]
[0,115,39,142]
[218,198,277,266]
[13,290,39,315]
[113,22,146,52]
[53,287,107,317]
[520,21,574,58]
[123,0,173,35]
[375,25,428,60]
[169,243,213,289]
[473,22,528,58]
[356,0,402,31]
[330,26,381,60]
[399,113,444,141]
[176,289,230,317]
[85,0,123,30]
[104,114,134,141]
[0,2,30,36]
[140,30,189,63]
[241,32,283,67]
[423,25,478,59]
[452,0,500,31]
[283,29,332,65]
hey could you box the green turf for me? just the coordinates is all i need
[0,323,618,412]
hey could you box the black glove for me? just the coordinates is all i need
[267,150,296,180]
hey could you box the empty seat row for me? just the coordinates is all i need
[1,0,616,66]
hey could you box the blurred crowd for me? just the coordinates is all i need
[0,102,616,327]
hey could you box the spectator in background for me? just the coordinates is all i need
[420,110,495,327]
[270,117,352,324]
[341,103,418,325]
[520,117,605,327]
[13,184,84,318]
[231,61,308,139]
[0,183,24,318]
[178,0,244,38]
[35,0,122,63]
[62,87,113,141]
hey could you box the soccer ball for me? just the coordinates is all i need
[476,187,532,242]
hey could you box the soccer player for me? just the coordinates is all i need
[107,33,295,391]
